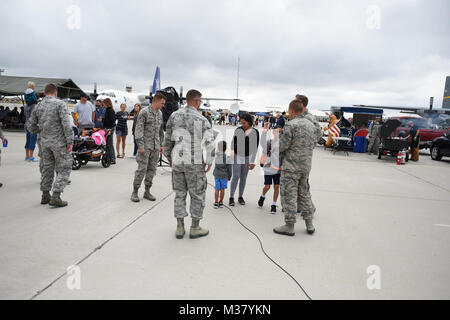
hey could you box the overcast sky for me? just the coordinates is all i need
[1,0,449,110]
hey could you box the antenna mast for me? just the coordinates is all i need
[236,56,240,99]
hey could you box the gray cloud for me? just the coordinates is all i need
[1,0,449,110]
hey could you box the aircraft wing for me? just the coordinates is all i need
[136,94,148,103]
[180,96,242,109]
[181,97,242,102]
[353,104,450,115]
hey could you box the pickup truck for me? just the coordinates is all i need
[389,116,449,149]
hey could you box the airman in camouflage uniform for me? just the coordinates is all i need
[163,89,216,239]
[300,108,321,215]
[301,109,322,139]
[296,95,322,215]
[131,94,166,202]
[28,85,74,207]
[275,99,320,236]
[367,116,381,155]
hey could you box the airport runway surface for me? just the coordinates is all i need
[0,124,449,299]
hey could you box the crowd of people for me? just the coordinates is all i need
[0,84,322,238]
[69,94,149,164]
[211,111,289,130]
[0,105,26,129]
[5,83,426,237]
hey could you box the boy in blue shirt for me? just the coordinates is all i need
[213,141,232,209]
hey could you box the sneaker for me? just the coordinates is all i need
[238,197,246,205]
[271,205,277,214]
[218,202,224,208]
[229,197,235,206]
[213,202,219,209]
[28,157,38,162]
[258,196,265,207]
[25,157,30,161]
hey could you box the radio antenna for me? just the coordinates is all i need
[236,56,240,99]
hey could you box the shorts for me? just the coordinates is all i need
[116,129,128,136]
[25,127,37,150]
[214,177,228,190]
[264,173,280,185]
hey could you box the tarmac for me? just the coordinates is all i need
[0,123,449,300]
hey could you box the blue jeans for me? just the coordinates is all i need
[25,127,37,151]
[106,127,116,162]
[230,156,250,198]
[133,136,138,156]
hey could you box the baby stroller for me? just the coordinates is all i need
[72,128,111,170]
[378,119,409,162]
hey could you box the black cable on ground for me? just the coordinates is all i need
[207,181,312,300]
[163,165,312,299]
[30,191,174,300]
[31,164,312,300]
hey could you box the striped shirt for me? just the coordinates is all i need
[115,111,129,132]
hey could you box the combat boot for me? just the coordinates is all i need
[273,223,295,236]
[41,191,51,205]
[190,218,209,239]
[305,219,315,235]
[176,218,185,239]
[49,192,68,207]
[143,186,156,201]
[130,187,140,202]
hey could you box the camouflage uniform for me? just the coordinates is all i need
[300,109,322,214]
[37,134,43,173]
[367,121,381,154]
[133,107,164,189]
[28,96,74,193]
[279,115,320,223]
[163,105,216,220]
[302,109,322,143]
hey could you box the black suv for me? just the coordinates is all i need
[430,132,450,161]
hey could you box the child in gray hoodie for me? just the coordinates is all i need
[213,141,232,208]
[258,123,282,213]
